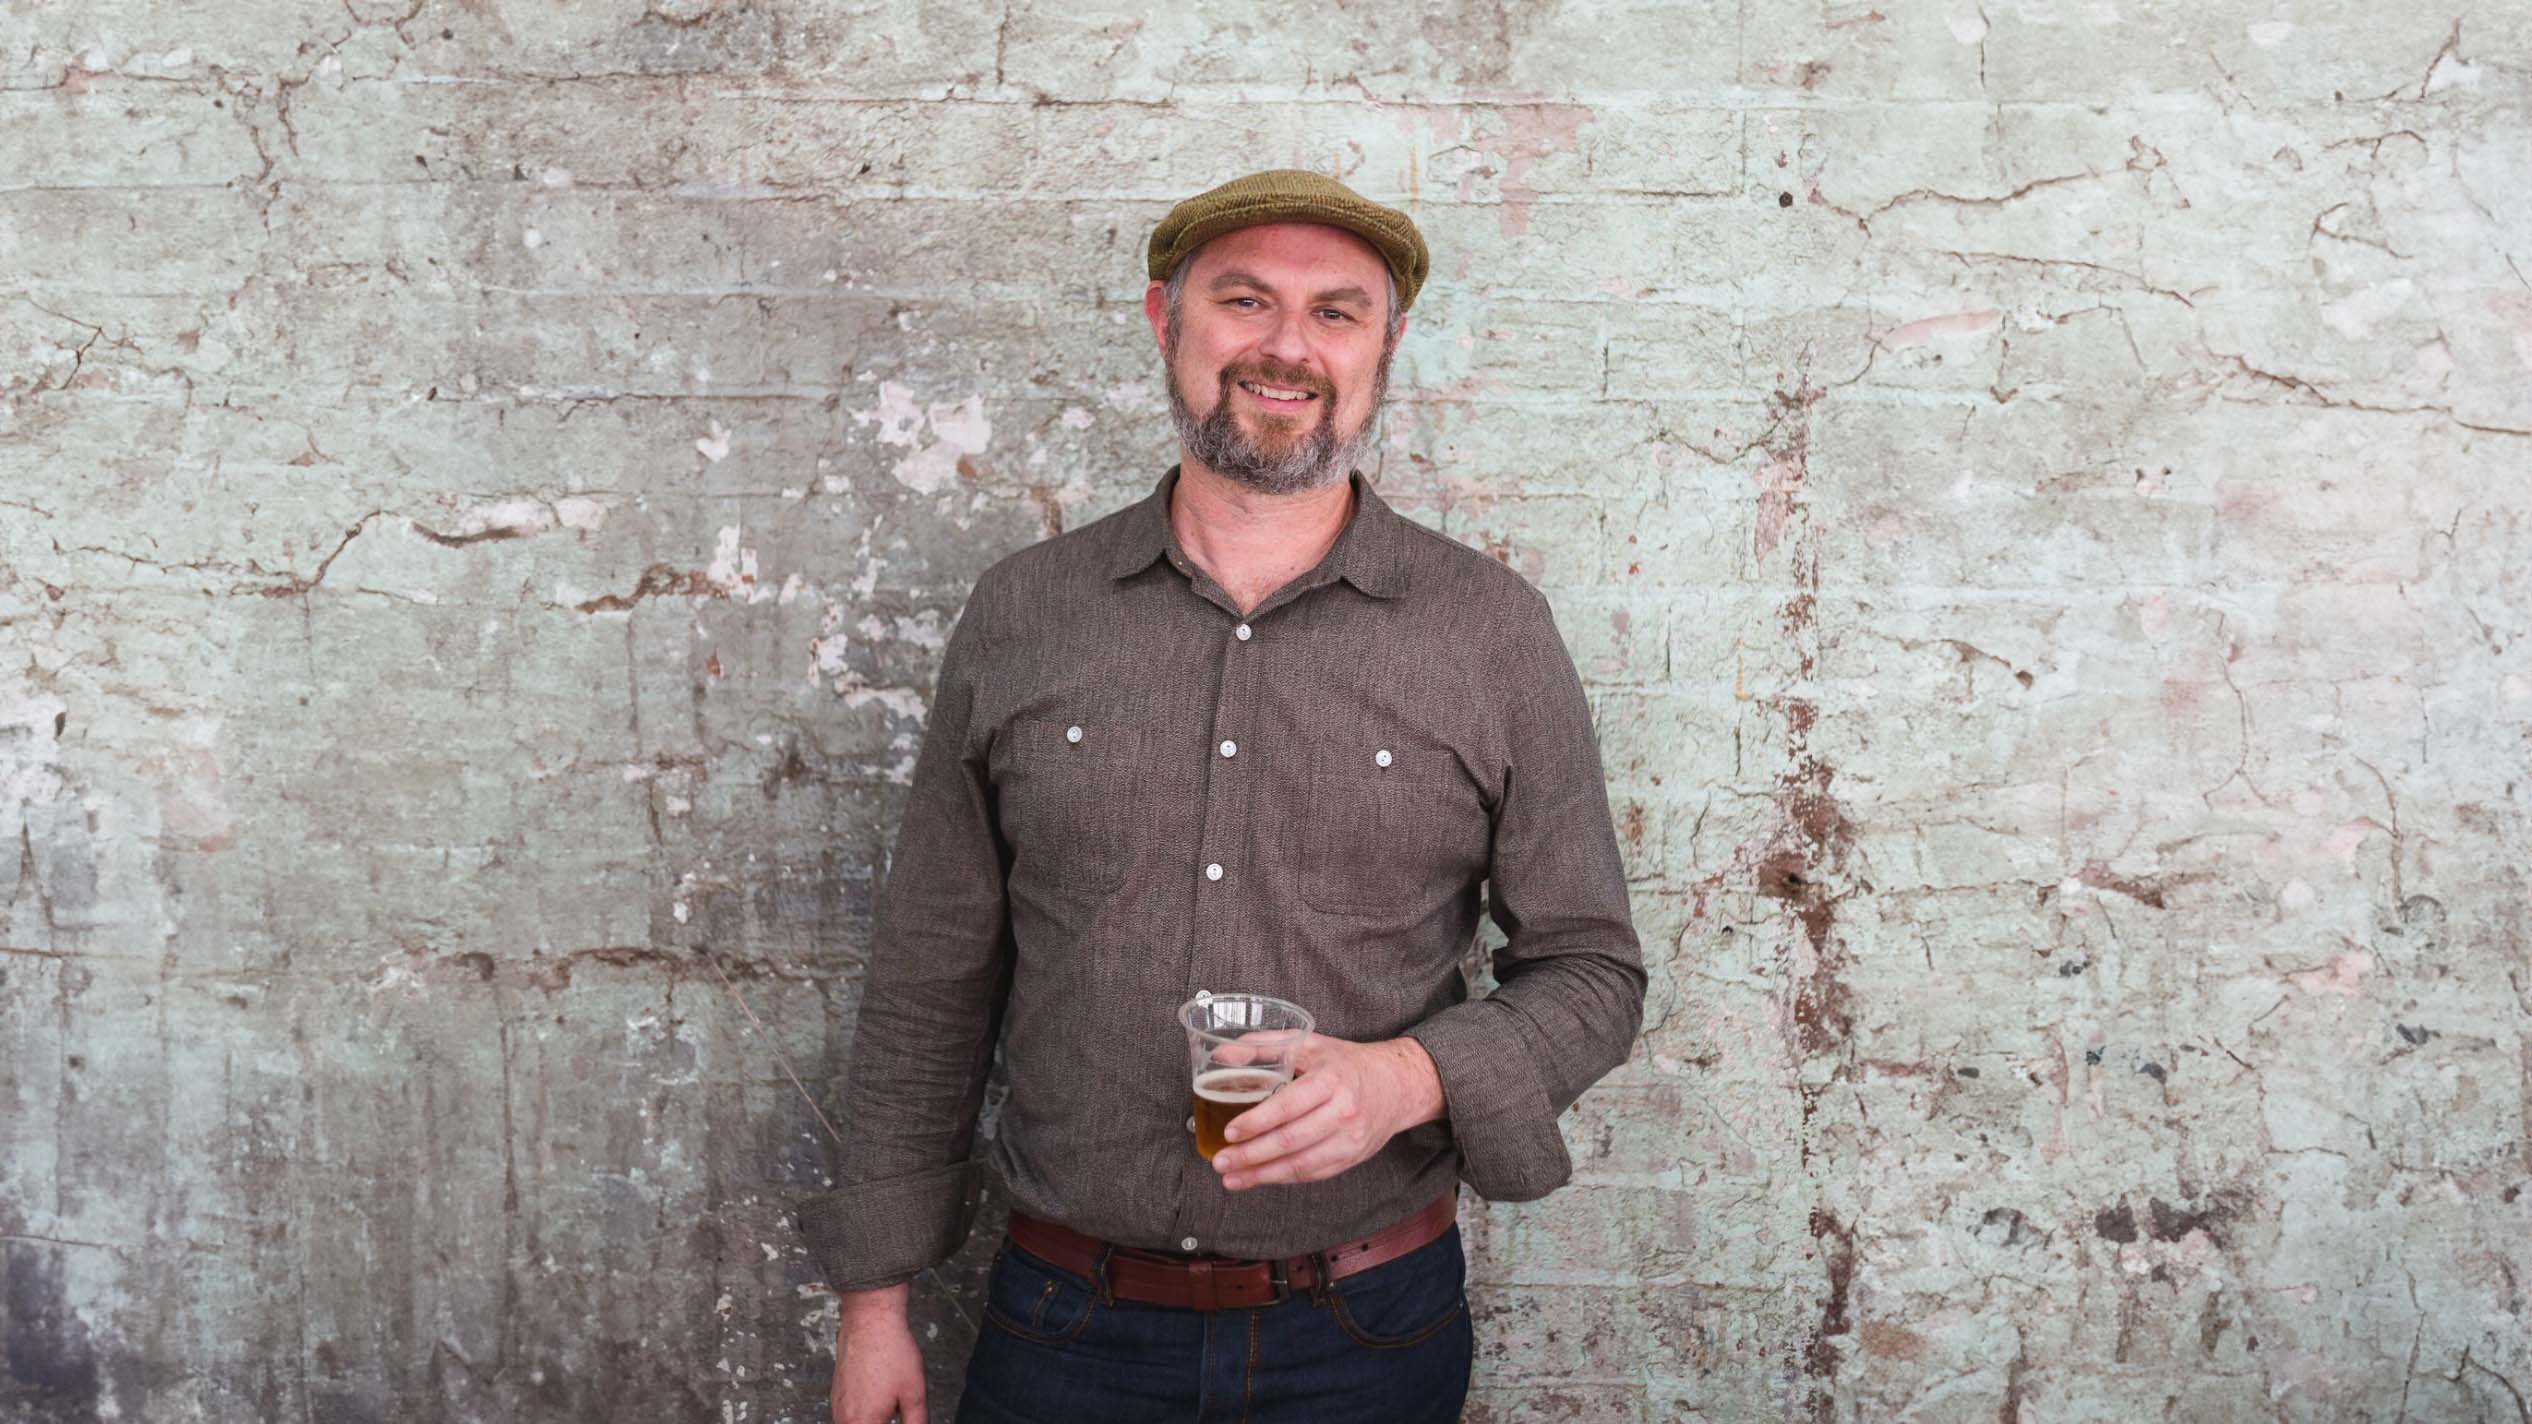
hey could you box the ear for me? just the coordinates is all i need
[1144,280,1170,356]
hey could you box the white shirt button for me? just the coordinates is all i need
[1181,1236,1200,1252]
[1375,748,1393,768]
[1204,863,1223,882]
[1065,725,1083,744]
[1219,740,1237,758]
[1234,623,1253,641]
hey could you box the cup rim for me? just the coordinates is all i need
[1177,991,1314,1038]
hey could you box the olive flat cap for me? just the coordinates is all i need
[1147,169,1430,315]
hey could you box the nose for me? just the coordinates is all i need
[1254,304,1315,374]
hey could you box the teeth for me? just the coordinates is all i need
[1242,382,1314,401]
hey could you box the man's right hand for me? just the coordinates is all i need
[831,1283,927,1424]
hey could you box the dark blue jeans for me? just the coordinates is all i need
[955,1226,1473,1424]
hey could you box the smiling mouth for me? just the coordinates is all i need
[1237,380,1320,408]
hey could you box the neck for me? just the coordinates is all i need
[1168,459,1356,616]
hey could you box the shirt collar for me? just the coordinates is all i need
[1107,465,1405,600]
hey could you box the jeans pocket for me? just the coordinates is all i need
[1322,1229,1469,1350]
[981,1243,1101,1344]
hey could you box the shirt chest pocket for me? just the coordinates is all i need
[1301,743,1490,917]
[998,717,1150,895]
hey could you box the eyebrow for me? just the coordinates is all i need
[1205,269,1376,310]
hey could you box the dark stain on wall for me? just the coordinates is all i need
[2,1241,101,1422]
[2148,1189,2248,1245]
[2095,1200,2141,1243]
[1803,1207,1858,1422]
[1998,1343,2030,1424]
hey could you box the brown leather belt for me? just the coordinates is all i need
[1005,1193,1457,1312]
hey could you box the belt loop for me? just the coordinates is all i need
[1090,1244,1117,1307]
[1305,1249,1334,1306]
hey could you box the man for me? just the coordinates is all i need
[801,169,1645,1424]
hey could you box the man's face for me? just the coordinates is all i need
[1147,222,1403,496]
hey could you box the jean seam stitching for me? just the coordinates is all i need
[981,1250,1100,1345]
[1239,1307,1261,1424]
[1326,1287,1468,1352]
[981,1298,1098,1346]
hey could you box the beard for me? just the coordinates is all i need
[1164,336,1396,497]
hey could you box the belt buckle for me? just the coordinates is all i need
[1185,1257,1288,1311]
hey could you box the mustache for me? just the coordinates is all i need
[1215,362,1334,400]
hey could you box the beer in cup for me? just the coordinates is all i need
[1177,992,1314,1161]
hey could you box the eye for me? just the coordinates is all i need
[1224,296,1262,310]
[1317,309,1353,322]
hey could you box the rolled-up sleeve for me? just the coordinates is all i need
[794,580,1013,1291]
[1404,589,1645,1202]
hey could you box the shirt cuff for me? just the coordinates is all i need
[1403,1002,1573,1202]
[793,1161,977,1292]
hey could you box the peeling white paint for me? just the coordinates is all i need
[0,686,69,806]
[705,526,758,596]
[1103,378,1160,414]
[812,603,852,679]
[904,396,991,494]
[809,634,851,676]
[695,421,733,463]
[850,383,994,493]
[837,681,928,723]
[856,382,927,448]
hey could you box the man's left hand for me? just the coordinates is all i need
[1212,1035,1445,1190]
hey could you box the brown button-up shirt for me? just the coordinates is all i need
[796,467,1644,1291]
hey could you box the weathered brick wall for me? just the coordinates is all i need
[4,2,2527,1420]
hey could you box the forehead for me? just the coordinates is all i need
[1183,221,1390,294]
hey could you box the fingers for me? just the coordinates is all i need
[1220,1028,1313,1070]
[1211,1037,1398,1188]
[1224,1128,1361,1188]
[838,1383,925,1424]
[831,1309,927,1424]
[1219,1072,1330,1148]
[1215,1084,1377,1185]
[1220,1089,1347,1170]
